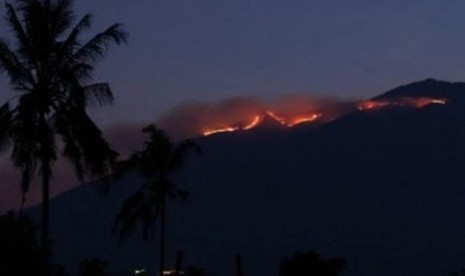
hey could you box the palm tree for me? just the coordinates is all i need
[115,125,199,276]
[0,0,127,267]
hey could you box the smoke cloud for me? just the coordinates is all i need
[157,94,356,139]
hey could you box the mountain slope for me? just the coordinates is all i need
[29,79,465,276]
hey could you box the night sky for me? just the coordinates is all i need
[3,0,465,126]
[1,0,465,211]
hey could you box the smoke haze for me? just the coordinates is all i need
[157,95,356,139]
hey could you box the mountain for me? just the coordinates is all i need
[375,78,465,103]
[28,79,465,276]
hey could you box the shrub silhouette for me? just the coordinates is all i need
[185,265,208,276]
[446,269,465,276]
[78,257,109,276]
[279,250,345,276]
[0,211,45,276]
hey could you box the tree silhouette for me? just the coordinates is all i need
[51,264,69,276]
[78,257,109,276]
[185,265,207,276]
[446,269,465,276]
[115,125,199,276]
[0,0,127,270]
[279,250,346,276]
[0,211,45,276]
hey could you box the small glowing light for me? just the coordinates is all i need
[162,269,181,275]
[134,268,146,275]
[430,99,447,105]
[357,97,448,111]
[357,100,389,111]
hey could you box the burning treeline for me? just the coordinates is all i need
[157,95,447,140]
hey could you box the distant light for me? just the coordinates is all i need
[431,99,447,105]
[162,269,183,275]
[134,268,146,275]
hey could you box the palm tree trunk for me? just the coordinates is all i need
[159,193,166,276]
[41,170,50,276]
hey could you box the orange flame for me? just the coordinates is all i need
[203,127,239,136]
[243,115,263,130]
[265,111,287,125]
[266,111,322,127]
[357,101,389,111]
[287,113,322,127]
[203,111,323,136]
[202,97,448,137]
[357,97,447,111]
[410,98,447,108]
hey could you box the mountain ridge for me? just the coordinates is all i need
[27,79,465,276]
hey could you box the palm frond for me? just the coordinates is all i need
[5,2,31,59]
[48,0,74,38]
[0,38,35,89]
[114,186,159,244]
[140,125,175,173]
[10,106,40,195]
[11,112,39,175]
[21,0,50,61]
[169,139,200,172]
[73,24,128,63]
[58,13,92,54]
[82,83,113,107]
[60,132,84,180]
[55,107,117,179]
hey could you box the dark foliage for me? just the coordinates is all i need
[115,125,199,242]
[0,211,45,276]
[446,269,465,276]
[0,0,127,261]
[185,265,208,276]
[51,264,70,276]
[114,125,199,275]
[279,250,346,276]
[78,257,110,276]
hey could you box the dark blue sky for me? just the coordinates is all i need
[1,0,465,126]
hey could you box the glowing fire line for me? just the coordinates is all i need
[357,97,447,111]
[243,115,263,130]
[203,112,322,136]
[265,111,287,125]
[287,113,322,127]
[203,97,448,137]
[203,127,239,136]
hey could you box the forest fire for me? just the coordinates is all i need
[287,113,322,127]
[357,97,447,111]
[201,97,447,137]
[203,127,239,136]
[243,115,263,130]
[203,111,323,136]
[158,95,449,139]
